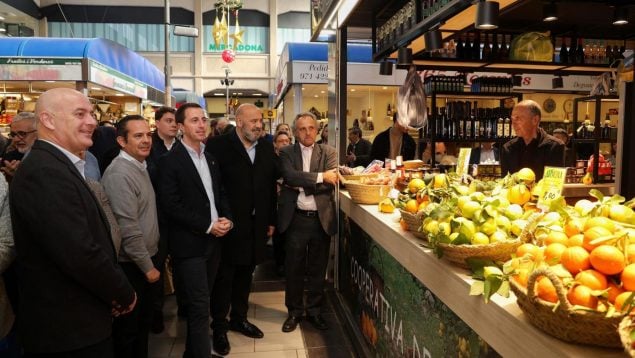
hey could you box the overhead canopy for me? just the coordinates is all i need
[0,37,165,93]
[284,42,373,63]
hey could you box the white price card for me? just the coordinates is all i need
[537,166,567,210]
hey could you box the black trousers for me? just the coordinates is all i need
[211,261,255,331]
[149,229,169,314]
[173,243,221,358]
[23,337,113,358]
[113,258,160,358]
[272,229,285,268]
[284,212,331,317]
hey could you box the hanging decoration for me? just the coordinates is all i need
[213,0,243,64]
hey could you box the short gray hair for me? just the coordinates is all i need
[292,112,317,131]
[12,112,37,128]
[516,100,542,119]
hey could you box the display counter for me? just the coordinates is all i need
[336,191,625,357]
[563,183,615,198]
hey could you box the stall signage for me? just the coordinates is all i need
[0,57,82,81]
[88,60,148,99]
[292,62,328,83]
[456,148,472,177]
[339,214,498,357]
[207,43,265,53]
[537,166,567,210]
[262,108,276,119]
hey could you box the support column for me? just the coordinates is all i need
[194,0,203,96]
[269,0,278,102]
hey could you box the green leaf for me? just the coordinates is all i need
[607,194,626,205]
[467,258,497,274]
[484,205,498,218]
[483,280,492,302]
[470,281,485,296]
[451,233,471,245]
[497,281,511,298]
[630,330,635,342]
[589,189,605,202]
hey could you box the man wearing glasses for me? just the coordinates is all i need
[1,112,38,179]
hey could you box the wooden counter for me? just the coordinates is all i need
[338,191,626,357]
[563,183,615,198]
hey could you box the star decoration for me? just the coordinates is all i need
[219,10,228,43]
[230,15,244,45]
[212,14,224,47]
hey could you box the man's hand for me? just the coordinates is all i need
[1,160,20,177]
[323,168,339,185]
[346,153,356,163]
[212,217,233,237]
[267,225,275,237]
[112,292,137,317]
[145,267,161,283]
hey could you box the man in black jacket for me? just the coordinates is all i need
[501,100,565,180]
[205,104,278,355]
[345,127,372,167]
[370,114,415,162]
[158,103,233,358]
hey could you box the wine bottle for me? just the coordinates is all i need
[496,109,504,138]
[386,104,392,117]
[559,37,569,64]
[504,112,511,138]
[456,35,464,59]
[472,31,481,60]
[491,33,500,61]
[570,37,578,64]
[606,42,614,64]
[482,33,492,61]
[576,38,585,64]
[473,101,480,139]
[602,113,611,139]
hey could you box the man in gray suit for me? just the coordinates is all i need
[278,112,338,333]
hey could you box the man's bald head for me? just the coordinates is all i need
[235,103,263,145]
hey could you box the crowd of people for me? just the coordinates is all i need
[0,88,339,358]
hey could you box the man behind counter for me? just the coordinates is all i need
[501,100,564,180]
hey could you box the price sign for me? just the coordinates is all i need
[456,148,472,177]
[537,166,567,210]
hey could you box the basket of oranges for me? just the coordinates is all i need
[619,316,635,357]
[399,209,427,240]
[510,267,623,348]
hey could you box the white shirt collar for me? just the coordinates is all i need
[118,150,147,170]
[40,140,85,178]
[182,141,206,157]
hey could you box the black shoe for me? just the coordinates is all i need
[212,331,230,356]
[150,310,165,334]
[306,315,328,330]
[229,319,264,338]
[282,315,302,332]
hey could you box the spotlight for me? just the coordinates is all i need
[424,29,443,51]
[475,0,499,30]
[397,47,413,66]
[542,2,558,22]
[552,76,563,89]
[379,61,393,76]
[613,6,629,26]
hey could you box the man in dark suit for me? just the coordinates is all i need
[370,114,416,162]
[158,102,233,358]
[205,104,278,355]
[10,88,136,357]
[345,127,372,167]
[469,142,500,165]
[278,112,338,333]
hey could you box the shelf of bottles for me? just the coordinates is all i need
[572,95,619,184]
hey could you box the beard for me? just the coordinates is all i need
[243,128,261,143]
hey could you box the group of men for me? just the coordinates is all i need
[2,88,340,358]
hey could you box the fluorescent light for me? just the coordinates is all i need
[0,28,5,33]
[45,80,55,83]
[350,88,356,92]
[320,90,325,94]
[115,93,124,96]
[237,92,243,95]
[382,86,388,90]
[91,87,101,91]
[253,93,262,96]
[214,93,224,96]
[0,16,4,21]
[314,94,319,98]
[337,0,361,27]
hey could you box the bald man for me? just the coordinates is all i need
[9,88,136,357]
[501,99,565,179]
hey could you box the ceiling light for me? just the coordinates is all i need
[302,87,305,90]
[253,93,262,96]
[397,47,413,66]
[314,94,319,98]
[0,27,5,33]
[91,87,101,91]
[379,61,393,76]
[613,6,629,26]
[0,16,4,21]
[424,29,443,51]
[382,86,388,90]
[214,93,224,96]
[542,2,557,22]
[115,93,124,96]
[350,88,356,92]
[475,0,499,30]
[45,80,55,83]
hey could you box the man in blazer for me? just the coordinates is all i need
[278,112,338,333]
[158,102,233,358]
[10,88,136,357]
[369,114,416,162]
[345,127,372,167]
[205,104,278,355]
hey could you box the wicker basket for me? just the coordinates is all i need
[438,239,521,269]
[619,316,635,357]
[344,181,392,205]
[341,173,379,181]
[399,209,427,240]
[510,267,623,348]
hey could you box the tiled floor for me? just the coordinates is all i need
[149,252,357,358]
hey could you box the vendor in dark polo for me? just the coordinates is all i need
[501,100,565,180]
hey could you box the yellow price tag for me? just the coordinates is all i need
[537,166,567,210]
[456,148,472,177]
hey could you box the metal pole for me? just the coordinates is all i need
[225,68,230,115]
[164,0,171,107]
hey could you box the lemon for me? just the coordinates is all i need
[378,199,395,213]
[508,184,531,205]
[433,174,447,189]
[489,230,508,243]
[574,199,595,216]
[408,178,426,194]
[471,232,490,245]
[461,201,481,220]
[504,204,524,220]
[517,168,536,185]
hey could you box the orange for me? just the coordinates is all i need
[516,243,540,260]
[566,234,584,247]
[508,184,531,205]
[574,269,608,290]
[561,246,591,274]
[583,226,613,252]
[545,231,569,246]
[567,285,598,309]
[564,218,585,238]
[607,282,625,303]
[584,216,616,233]
[589,245,626,276]
[622,264,635,291]
[544,243,567,265]
[627,244,635,264]
[405,199,418,214]
[535,276,558,303]
[511,268,529,288]
[399,219,408,231]
[614,291,635,313]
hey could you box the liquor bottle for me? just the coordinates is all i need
[499,34,509,61]
[472,31,481,60]
[387,104,392,117]
[619,44,626,59]
[479,108,486,138]
[606,42,614,64]
[559,37,569,64]
[576,38,585,64]
[569,37,578,64]
[496,111,504,138]
[613,45,622,60]
[602,113,611,139]
[504,114,511,138]
[482,33,492,61]
[456,35,464,59]
[473,101,480,138]
[491,33,500,61]
[396,155,405,179]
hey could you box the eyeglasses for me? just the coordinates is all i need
[9,130,37,139]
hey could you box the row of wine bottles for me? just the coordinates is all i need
[422,101,516,140]
[557,38,627,65]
